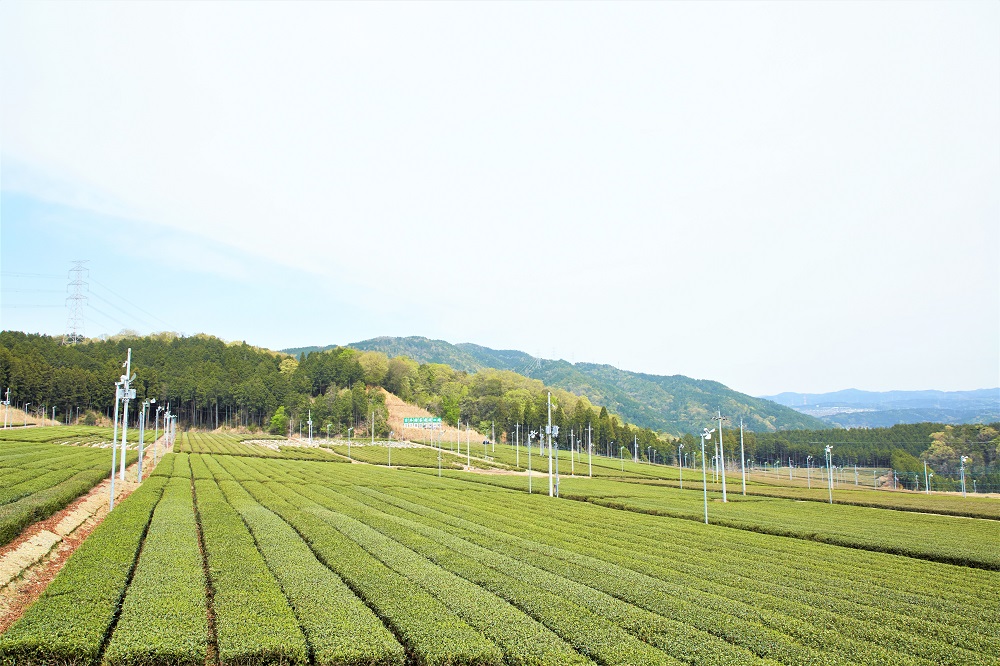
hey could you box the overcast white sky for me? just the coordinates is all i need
[2,1,998,396]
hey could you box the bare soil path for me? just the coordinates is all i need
[0,441,167,632]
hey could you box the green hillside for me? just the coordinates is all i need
[331,336,826,435]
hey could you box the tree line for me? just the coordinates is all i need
[0,331,663,454]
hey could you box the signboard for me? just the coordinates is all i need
[403,417,442,430]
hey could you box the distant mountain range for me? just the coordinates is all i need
[283,336,826,435]
[762,388,1000,428]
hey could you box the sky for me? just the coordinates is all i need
[1,1,997,397]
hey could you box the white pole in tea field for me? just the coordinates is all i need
[119,348,135,482]
[739,418,746,496]
[587,423,593,478]
[308,410,313,446]
[717,410,728,502]
[371,411,374,447]
[515,423,520,468]
[701,427,714,524]
[854,463,858,486]
[466,422,471,468]
[154,404,162,463]
[924,460,930,495]
[109,386,120,510]
[960,456,969,497]
[571,429,575,476]
[491,422,495,453]
[388,431,393,467]
[2,388,9,428]
[806,456,813,489]
[825,445,833,504]
[928,473,933,492]
[555,430,560,497]
[620,446,626,472]
[678,443,684,489]
[547,393,554,498]
[528,431,537,493]
[348,427,354,460]
[23,403,29,427]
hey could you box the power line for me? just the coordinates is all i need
[90,278,170,327]
[86,303,132,331]
[87,289,156,329]
[0,272,63,279]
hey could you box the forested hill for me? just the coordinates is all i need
[286,336,826,435]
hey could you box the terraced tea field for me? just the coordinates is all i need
[1,432,997,665]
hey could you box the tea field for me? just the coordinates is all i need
[1,433,997,665]
[0,427,138,548]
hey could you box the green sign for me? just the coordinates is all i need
[403,417,442,429]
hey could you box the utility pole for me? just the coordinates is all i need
[119,349,135,482]
[308,410,313,446]
[825,445,834,504]
[528,430,537,493]
[701,427,715,524]
[740,419,747,496]
[154,404,164,465]
[587,422,593,478]
[109,387,120,510]
[547,392,554,497]
[717,410,728,502]
[678,442,684,489]
[515,423,521,468]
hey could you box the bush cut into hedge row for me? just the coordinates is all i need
[234,473,503,666]
[192,455,309,666]
[215,472,406,666]
[0,475,167,666]
[103,467,207,666]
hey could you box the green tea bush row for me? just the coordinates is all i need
[298,478,817,666]
[191,463,309,666]
[0,475,167,665]
[213,472,406,665]
[103,471,208,666]
[290,482,691,666]
[387,485,998,664]
[271,481,596,666]
[0,426,111,443]
[232,472,504,666]
[0,469,107,546]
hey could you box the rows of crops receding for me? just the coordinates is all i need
[0,427,139,547]
[0,444,1000,664]
[419,469,1000,569]
[326,442,499,469]
[2,448,997,665]
[444,441,1000,519]
[174,431,349,462]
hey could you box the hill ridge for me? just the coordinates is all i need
[284,336,825,435]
